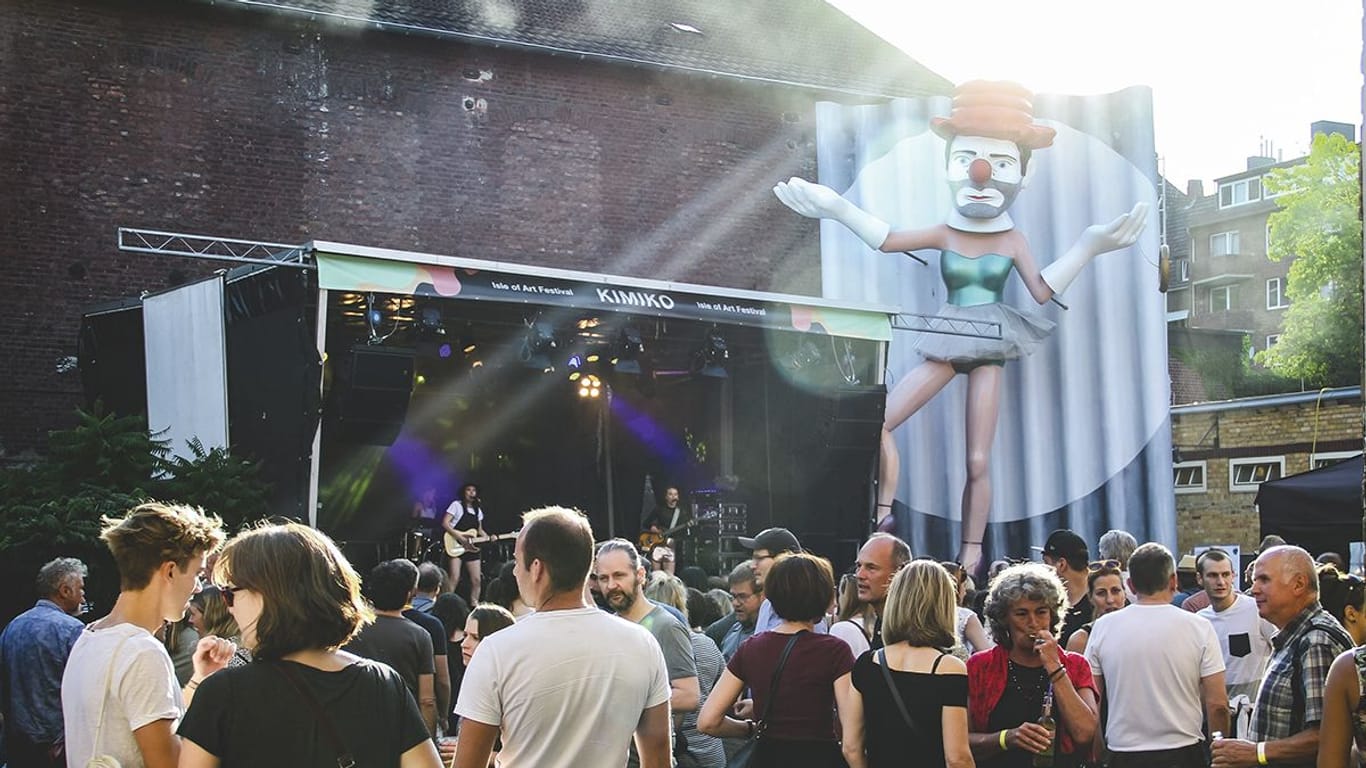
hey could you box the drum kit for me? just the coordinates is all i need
[404,529,444,562]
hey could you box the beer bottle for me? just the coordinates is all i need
[1032,690,1056,768]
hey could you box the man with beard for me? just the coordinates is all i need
[596,539,705,766]
[774,80,1148,574]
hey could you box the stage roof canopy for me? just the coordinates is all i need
[311,241,895,342]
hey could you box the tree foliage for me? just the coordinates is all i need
[1256,133,1363,386]
[0,406,272,624]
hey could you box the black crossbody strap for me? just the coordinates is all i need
[878,648,924,741]
[276,662,357,768]
[757,631,805,728]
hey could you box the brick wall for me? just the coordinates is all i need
[1172,394,1362,554]
[0,0,869,456]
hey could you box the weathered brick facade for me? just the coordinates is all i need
[0,0,946,457]
[1172,389,1362,554]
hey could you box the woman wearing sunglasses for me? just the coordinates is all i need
[177,522,442,768]
[1316,564,1366,768]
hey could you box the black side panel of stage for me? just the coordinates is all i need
[78,303,147,417]
[224,268,319,521]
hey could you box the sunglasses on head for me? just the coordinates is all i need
[1087,559,1121,572]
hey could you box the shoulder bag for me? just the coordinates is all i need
[877,647,945,743]
[86,633,133,768]
[727,630,804,768]
[277,661,357,768]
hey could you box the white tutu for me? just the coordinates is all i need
[912,302,1055,365]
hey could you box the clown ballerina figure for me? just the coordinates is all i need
[774,81,1148,575]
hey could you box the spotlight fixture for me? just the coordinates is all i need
[577,373,603,398]
[614,323,646,375]
[519,319,558,372]
[790,338,823,370]
[693,328,729,378]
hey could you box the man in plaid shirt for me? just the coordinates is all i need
[1210,546,1354,768]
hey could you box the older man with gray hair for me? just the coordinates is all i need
[1210,545,1354,768]
[0,558,88,767]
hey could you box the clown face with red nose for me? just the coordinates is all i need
[773,80,1149,576]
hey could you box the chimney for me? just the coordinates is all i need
[1311,120,1355,142]
[1186,179,1204,198]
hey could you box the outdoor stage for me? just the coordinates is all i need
[81,235,896,575]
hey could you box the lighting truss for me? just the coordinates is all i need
[117,227,312,269]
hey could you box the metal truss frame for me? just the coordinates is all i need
[892,312,1002,340]
[117,227,314,269]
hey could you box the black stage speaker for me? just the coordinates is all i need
[820,386,885,452]
[335,346,414,445]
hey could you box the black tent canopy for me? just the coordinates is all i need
[1256,453,1363,561]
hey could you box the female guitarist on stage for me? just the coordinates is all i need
[443,483,487,603]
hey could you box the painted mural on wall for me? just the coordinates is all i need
[776,81,1174,573]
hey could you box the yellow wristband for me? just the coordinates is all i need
[1257,742,1268,765]
[999,729,1009,750]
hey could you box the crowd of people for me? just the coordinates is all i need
[1,500,1364,768]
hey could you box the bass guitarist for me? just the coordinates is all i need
[443,482,487,603]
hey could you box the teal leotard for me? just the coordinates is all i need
[940,250,1014,307]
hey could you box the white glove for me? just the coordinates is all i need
[773,177,890,251]
[1042,201,1149,295]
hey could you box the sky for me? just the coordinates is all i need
[829,0,1362,191]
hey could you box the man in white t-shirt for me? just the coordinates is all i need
[454,506,672,768]
[1195,548,1276,700]
[1085,542,1228,768]
[61,502,234,768]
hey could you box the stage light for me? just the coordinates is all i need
[420,307,444,332]
[790,338,822,370]
[520,320,558,372]
[567,354,583,370]
[415,374,427,385]
[438,343,453,359]
[462,341,477,354]
[614,323,645,375]
[693,328,729,378]
[569,371,582,382]
[577,374,603,399]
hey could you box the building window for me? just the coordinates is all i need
[1174,461,1207,494]
[1210,285,1239,312]
[1219,177,1263,208]
[1229,456,1284,492]
[1311,451,1360,470]
[1266,334,1280,348]
[1210,231,1240,256]
[1266,278,1288,309]
[1176,259,1191,283]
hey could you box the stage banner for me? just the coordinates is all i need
[806,84,1174,567]
[143,274,230,462]
[315,250,891,342]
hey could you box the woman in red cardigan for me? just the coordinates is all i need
[966,563,1098,768]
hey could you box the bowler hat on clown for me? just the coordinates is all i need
[931,80,1056,150]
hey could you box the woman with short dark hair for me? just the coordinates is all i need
[177,522,441,768]
[697,553,866,768]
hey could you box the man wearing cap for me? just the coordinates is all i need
[1171,554,1204,609]
[1037,529,1092,647]
[1210,545,1353,768]
[739,528,828,634]
[774,80,1148,575]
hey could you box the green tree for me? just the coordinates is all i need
[1256,133,1363,386]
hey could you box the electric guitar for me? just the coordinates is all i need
[444,529,519,557]
[637,519,697,552]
